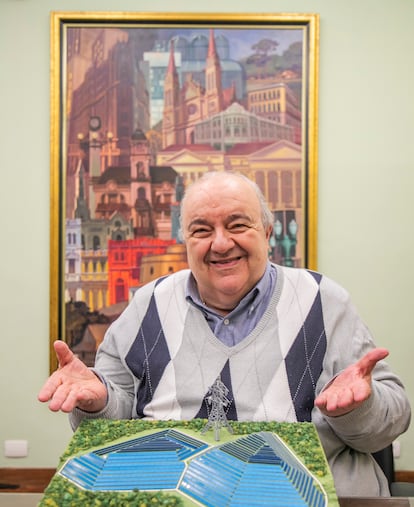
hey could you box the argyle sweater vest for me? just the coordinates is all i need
[124,266,326,423]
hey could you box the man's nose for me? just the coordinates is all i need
[211,229,234,252]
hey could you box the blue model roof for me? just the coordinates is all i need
[59,429,327,507]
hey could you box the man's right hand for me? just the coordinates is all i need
[38,340,108,413]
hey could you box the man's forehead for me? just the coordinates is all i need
[182,178,260,218]
[187,175,251,196]
[185,185,256,207]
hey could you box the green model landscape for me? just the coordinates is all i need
[38,418,340,507]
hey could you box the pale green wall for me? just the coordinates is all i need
[1,0,414,471]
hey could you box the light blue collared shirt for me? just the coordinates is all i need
[186,262,277,347]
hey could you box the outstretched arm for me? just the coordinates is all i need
[314,347,389,417]
[38,340,108,413]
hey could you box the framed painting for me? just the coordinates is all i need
[49,11,319,371]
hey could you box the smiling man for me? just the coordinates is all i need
[181,172,273,316]
[39,171,410,498]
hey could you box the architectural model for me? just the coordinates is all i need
[39,419,340,507]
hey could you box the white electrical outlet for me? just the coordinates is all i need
[4,440,28,458]
[393,440,401,459]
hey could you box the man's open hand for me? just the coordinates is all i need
[314,348,389,417]
[38,340,108,413]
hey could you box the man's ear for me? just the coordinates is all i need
[265,225,273,241]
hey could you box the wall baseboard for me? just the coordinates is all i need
[0,468,55,493]
[395,470,414,483]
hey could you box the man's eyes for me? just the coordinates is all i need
[191,228,211,237]
[230,223,250,231]
[189,223,250,237]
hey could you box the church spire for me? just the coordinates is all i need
[167,38,178,75]
[162,39,181,148]
[205,29,223,114]
[207,28,218,59]
[164,39,180,103]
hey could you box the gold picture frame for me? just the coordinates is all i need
[50,11,319,371]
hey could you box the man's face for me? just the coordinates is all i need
[181,176,272,312]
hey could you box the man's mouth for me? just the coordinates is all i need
[210,256,242,265]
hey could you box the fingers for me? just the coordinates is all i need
[37,368,63,402]
[44,381,89,413]
[38,341,85,407]
[38,341,74,403]
[54,340,75,368]
[353,347,389,378]
[39,373,89,412]
[39,347,108,413]
[315,380,368,414]
[45,379,107,413]
[315,347,389,417]
[47,382,77,413]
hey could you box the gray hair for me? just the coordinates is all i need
[178,171,274,239]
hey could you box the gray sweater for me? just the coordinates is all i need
[70,265,411,497]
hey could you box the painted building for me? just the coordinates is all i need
[157,139,303,266]
[107,237,177,305]
[194,102,294,151]
[162,29,237,148]
[142,32,244,128]
[140,243,188,285]
[246,82,302,144]
[65,29,153,220]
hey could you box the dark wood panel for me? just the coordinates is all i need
[0,469,55,493]
[396,471,414,483]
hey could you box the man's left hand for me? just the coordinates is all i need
[314,347,389,417]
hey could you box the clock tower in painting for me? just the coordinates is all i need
[129,128,155,237]
[88,115,102,219]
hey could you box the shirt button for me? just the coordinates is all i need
[224,318,230,325]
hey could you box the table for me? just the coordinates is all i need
[339,498,414,506]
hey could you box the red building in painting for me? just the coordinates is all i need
[107,237,176,305]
